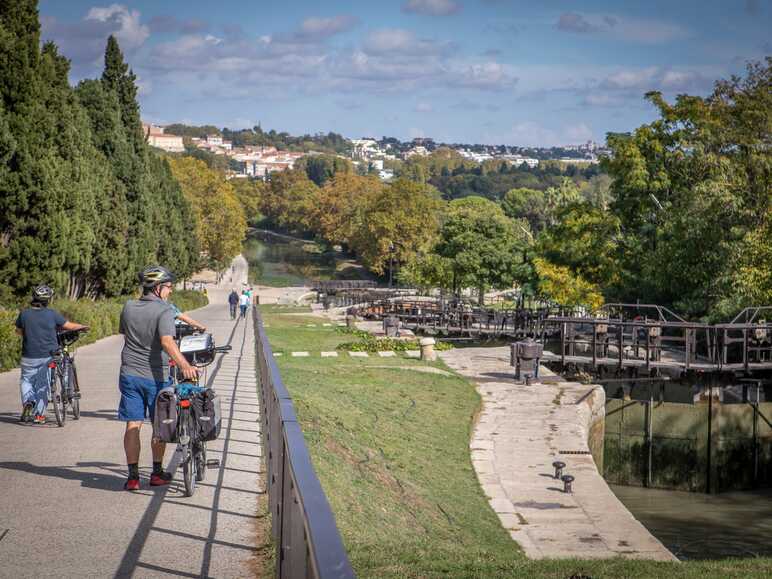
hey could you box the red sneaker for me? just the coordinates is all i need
[33,415,46,424]
[124,478,140,491]
[150,472,172,486]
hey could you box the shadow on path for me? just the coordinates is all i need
[0,461,126,492]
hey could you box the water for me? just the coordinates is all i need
[610,484,772,560]
[242,232,372,287]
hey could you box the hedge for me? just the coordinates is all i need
[0,290,208,372]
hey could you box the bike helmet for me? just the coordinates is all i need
[32,284,54,303]
[138,266,175,289]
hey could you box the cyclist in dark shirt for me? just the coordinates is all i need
[15,285,88,424]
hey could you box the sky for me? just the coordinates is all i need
[39,0,771,147]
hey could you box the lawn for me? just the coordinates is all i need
[259,305,772,579]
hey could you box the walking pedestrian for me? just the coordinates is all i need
[239,290,250,319]
[15,285,88,424]
[228,289,239,320]
[118,266,198,491]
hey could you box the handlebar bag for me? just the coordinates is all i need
[153,386,178,443]
[192,388,221,442]
[179,333,215,365]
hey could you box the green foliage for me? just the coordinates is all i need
[434,197,529,297]
[295,154,352,187]
[533,257,604,311]
[602,59,771,318]
[168,157,247,272]
[0,8,200,301]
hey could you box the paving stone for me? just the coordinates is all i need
[291,351,309,357]
[273,352,283,357]
[377,351,396,357]
[349,351,369,358]
[321,351,339,357]
[405,350,421,358]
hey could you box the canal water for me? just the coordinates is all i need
[610,484,772,560]
[243,231,373,287]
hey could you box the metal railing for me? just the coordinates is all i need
[253,307,355,579]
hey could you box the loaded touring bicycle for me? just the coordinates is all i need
[154,323,231,496]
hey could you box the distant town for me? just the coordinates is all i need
[142,122,610,182]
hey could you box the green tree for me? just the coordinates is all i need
[434,197,528,301]
[604,58,771,317]
[348,179,442,274]
[168,157,246,272]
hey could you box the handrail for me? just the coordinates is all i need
[253,307,356,579]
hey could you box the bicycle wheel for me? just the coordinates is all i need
[181,412,196,496]
[68,364,80,420]
[195,443,206,482]
[50,369,65,427]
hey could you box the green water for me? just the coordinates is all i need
[611,484,772,560]
[242,232,373,287]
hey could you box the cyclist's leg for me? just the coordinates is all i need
[30,359,50,416]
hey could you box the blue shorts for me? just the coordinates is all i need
[118,374,172,422]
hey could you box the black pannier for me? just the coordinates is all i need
[153,386,178,443]
[192,388,221,442]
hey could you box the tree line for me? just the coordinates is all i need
[0,2,249,302]
[256,60,770,320]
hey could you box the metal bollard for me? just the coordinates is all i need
[561,474,574,493]
[552,460,566,479]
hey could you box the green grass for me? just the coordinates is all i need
[260,305,772,579]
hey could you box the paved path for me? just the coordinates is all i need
[441,346,677,561]
[0,257,263,578]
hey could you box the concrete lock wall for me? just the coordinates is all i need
[603,398,772,493]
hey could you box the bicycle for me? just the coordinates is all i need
[48,328,88,427]
[170,324,231,496]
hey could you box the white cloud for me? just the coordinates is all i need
[555,12,687,44]
[402,0,462,17]
[86,4,149,50]
[299,15,358,39]
[414,102,433,113]
[363,28,454,56]
[485,121,595,147]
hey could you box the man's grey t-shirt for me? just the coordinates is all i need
[119,294,175,382]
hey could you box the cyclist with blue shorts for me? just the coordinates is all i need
[118,266,198,491]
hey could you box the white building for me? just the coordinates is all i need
[142,123,184,152]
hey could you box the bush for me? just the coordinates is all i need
[0,290,209,372]
[335,330,453,353]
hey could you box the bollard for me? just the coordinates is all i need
[255,294,260,305]
[561,474,574,493]
[420,337,436,361]
[552,460,566,480]
[346,314,356,329]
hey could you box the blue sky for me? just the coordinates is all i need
[39,0,770,147]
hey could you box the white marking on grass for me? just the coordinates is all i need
[322,323,332,327]
[291,351,310,357]
[321,351,339,357]
[405,351,421,358]
[377,351,396,357]
[348,351,369,358]
[273,352,283,357]
[306,324,317,327]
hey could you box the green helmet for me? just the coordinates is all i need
[138,266,175,289]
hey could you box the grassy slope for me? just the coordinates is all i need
[261,305,772,579]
